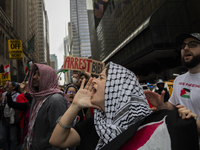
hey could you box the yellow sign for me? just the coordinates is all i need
[0,73,11,86]
[8,39,23,59]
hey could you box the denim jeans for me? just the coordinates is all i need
[0,121,17,150]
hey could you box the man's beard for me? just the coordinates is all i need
[181,54,200,69]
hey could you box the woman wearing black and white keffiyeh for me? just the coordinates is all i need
[49,62,153,150]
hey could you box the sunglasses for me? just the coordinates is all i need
[181,41,200,50]
[66,91,76,94]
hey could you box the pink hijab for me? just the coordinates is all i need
[28,63,69,102]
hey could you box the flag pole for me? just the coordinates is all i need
[6,64,10,80]
[57,72,62,80]
[23,60,33,82]
[7,64,9,80]
[56,65,64,80]
[23,71,29,82]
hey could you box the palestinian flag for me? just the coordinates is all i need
[180,88,190,99]
[102,109,199,150]
[56,66,68,74]
[4,64,10,77]
[25,61,33,74]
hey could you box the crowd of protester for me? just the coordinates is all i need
[0,33,200,150]
[0,81,32,150]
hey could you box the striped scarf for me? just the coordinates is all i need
[26,63,70,149]
[94,62,152,149]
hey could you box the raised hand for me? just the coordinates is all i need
[144,90,165,109]
[20,81,25,89]
[20,81,26,93]
[81,69,91,78]
[72,78,101,110]
[7,82,13,94]
[4,80,9,91]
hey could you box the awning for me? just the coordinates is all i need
[102,16,151,63]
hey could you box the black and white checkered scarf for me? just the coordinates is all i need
[94,62,152,150]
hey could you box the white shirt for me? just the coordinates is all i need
[169,71,200,120]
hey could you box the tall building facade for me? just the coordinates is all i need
[45,10,50,65]
[50,54,58,71]
[63,35,71,84]
[38,0,49,65]
[0,0,49,82]
[90,0,200,82]
[70,0,91,58]
[68,22,72,54]
[50,59,55,69]
[27,0,39,63]
[86,0,99,60]
[64,36,70,57]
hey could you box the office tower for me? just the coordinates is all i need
[70,0,91,58]
[38,0,49,65]
[50,54,58,71]
[50,59,55,69]
[89,0,200,82]
[63,35,71,84]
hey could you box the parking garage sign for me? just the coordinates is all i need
[8,39,23,59]
[0,73,11,86]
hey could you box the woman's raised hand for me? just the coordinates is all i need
[72,78,101,110]
[144,90,165,109]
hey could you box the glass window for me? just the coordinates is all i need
[135,38,140,53]
[139,34,145,51]
[144,30,152,47]
[81,50,91,54]
[129,39,135,56]
[167,2,180,25]
[80,32,89,36]
[81,47,90,50]
[80,35,90,39]
[73,51,79,54]
[79,20,88,24]
[151,27,162,44]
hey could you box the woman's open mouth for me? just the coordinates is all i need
[91,87,97,97]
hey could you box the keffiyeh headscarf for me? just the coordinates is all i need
[27,63,70,149]
[94,62,152,149]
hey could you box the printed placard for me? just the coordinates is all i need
[0,73,11,86]
[8,39,23,59]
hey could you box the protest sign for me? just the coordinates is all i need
[63,56,105,75]
[8,39,23,59]
[0,73,11,86]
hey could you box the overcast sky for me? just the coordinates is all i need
[44,0,70,84]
